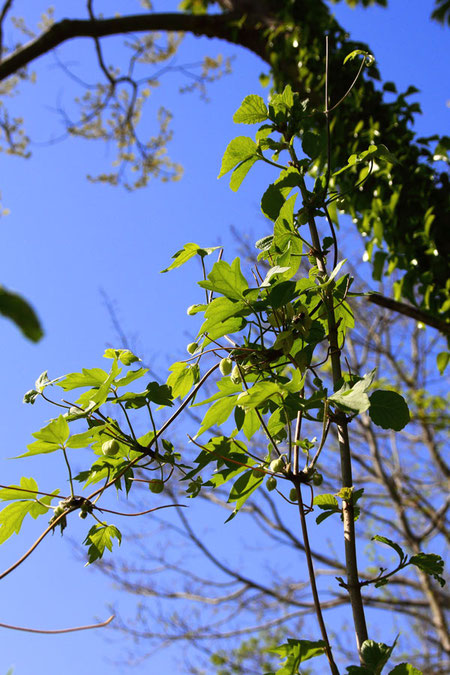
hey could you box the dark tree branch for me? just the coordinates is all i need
[366,292,450,335]
[0,11,269,82]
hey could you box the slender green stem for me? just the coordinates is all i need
[61,447,74,497]
[293,479,339,674]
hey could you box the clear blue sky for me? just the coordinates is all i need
[0,1,448,673]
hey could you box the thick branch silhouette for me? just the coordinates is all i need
[0,11,268,81]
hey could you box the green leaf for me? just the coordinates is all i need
[161,242,219,273]
[261,168,302,221]
[83,523,122,564]
[218,136,258,179]
[329,370,375,415]
[237,381,282,409]
[145,381,174,407]
[316,510,339,525]
[242,408,261,440]
[343,49,372,65]
[193,377,242,406]
[269,638,327,674]
[59,368,109,391]
[388,664,422,675]
[359,639,397,675]
[0,478,54,544]
[372,535,406,563]
[198,258,248,301]
[374,144,398,164]
[199,296,248,340]
[75,360,121,409]
[409,552,446,587]
[0,286,43,342]
[23,389,39,404]
[261,266,292,287]
[302,131,322,159]
[226,468,263,519]
[436,351,449,374]
[16,415,70,458]
[233,94,268,124]
[195,395,238,438]
[313,493,339,510]
[114,367,148,388]
[167,362,198,400]
[0,476,41,502]
[103,348,140,365]
[229,155,259,191]
[183,436,247,483]
[66,429,97,449]
[373,251,388,281]
[369,390,410,431]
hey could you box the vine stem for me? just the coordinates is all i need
[87,362,221,502]
[295,481,340,675]
[0,614,114,634]
[300,171,369,654]
[293,413,340,675]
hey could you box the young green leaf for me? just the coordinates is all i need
[0,478,57,544]
[167,362,199,400]
[113,367,148,388]
[103,348,140,365]
[328,370,376,415]
[268,638,327,674]
[237,381,282,410]
[198,258,249,301]
[229,155,259,191]
[233,94,268,124]
[343,49,373,65]
[195,395,238,438]
[83,523,122,564]
[59,367,109,391]
[161,242,219,273]
[218,136,258,179]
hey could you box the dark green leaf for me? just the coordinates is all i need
[0,286,43,342]
[369,390,410,431]
[145,381,174,407]
[409,553,446,588]
[302,131,322,158]
[388,664,422,675]
[226,468,263,519]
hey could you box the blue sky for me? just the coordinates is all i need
[0,1,448,673]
